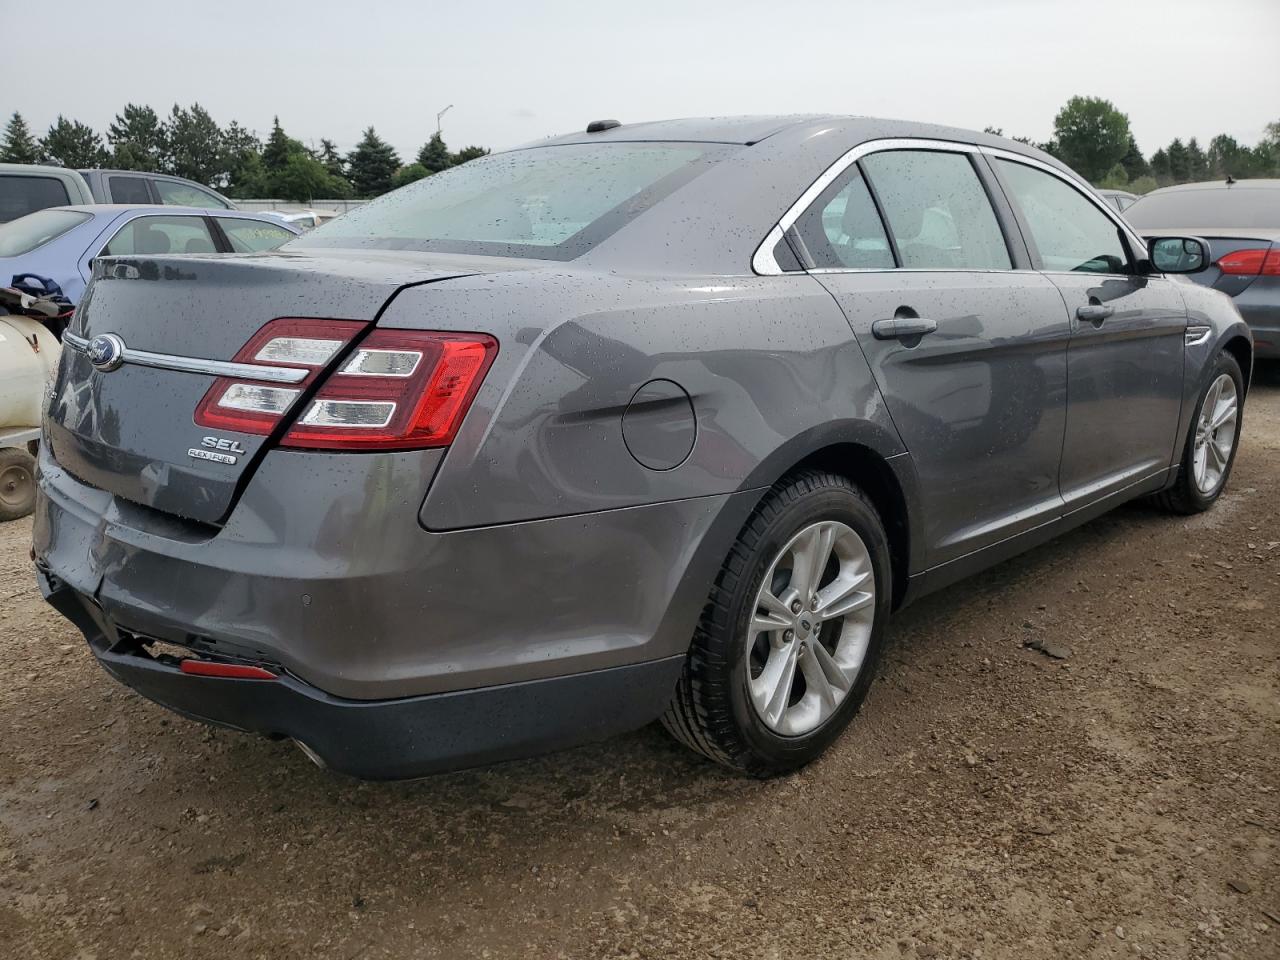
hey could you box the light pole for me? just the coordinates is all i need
[436,104,453,137]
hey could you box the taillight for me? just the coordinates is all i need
[194,318,367,435]
[1216,247,1280,276]
[280,330,498,451]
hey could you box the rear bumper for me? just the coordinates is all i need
[41,570,684,779]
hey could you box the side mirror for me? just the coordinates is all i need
[1148,236,1210,274]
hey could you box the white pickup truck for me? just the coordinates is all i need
[0,312,59,520]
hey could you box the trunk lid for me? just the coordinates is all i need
[43,250,508,524]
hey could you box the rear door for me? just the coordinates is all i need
[989,156,1186,508]
[797,143,1071,567]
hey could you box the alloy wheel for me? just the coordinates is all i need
[747,520,876,736]
[1192,373,1239,495]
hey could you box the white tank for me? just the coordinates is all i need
[0,315,62,429]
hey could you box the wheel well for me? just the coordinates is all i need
[785,444,911,609]
[1224,335,1253,395]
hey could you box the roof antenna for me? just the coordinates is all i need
[1225,174,1236,186]
[586,119,621,133]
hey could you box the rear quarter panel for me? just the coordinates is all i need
[379,269,906,530]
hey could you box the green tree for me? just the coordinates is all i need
[1186,137,1209,181]
[273,153,347,201]
[1165,138,1190,183]
[416,132,452,174]
[107,104,166,170]
[40,116,108,168]
[262,116,306,173]
[1149,148,1171,184]
[219,121,267,196]
[164,103,223,184]
[318,138,345,178]
[1098,163,1129,189]
[346,127,400,197]
[451,145,489,165]
[1051,96,1131,182]
[1119,134,1149,181]
[1207,134,1253,179]
[391,163,430,189]
[0,111,40,163]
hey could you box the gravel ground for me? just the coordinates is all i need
[1,367,1277,960]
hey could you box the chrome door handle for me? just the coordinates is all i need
[1076,304,1114,323]
[871,317,938,341]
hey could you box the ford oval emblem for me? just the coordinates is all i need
[87,333,126,372]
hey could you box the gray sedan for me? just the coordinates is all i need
[33,116,1251,779]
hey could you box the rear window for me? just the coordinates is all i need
[0,175,72,223]
[0,208,90,256]
[1125,187,1280,229]
[293,142,728,260]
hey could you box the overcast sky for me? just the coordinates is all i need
[10,0,1280,160]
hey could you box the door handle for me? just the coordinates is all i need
[1076,304,1114,324]
[871,317,938,341]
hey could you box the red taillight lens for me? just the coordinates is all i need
[1216,247,1280,276]
[194,318,367,435]
[280,330,498,451]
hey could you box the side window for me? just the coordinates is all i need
[217,218,295,252]
[155,179,231,209]
[792,166,894,270]
[102,215,218,256]
[108,176,151,204]
[0,175,70,223]
[995,159,1131,274]
[861,150,1011,270]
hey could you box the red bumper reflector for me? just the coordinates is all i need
[179,659,278,680]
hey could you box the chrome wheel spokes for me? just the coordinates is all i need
[747,520,875,736]
[1192,374,1238,495]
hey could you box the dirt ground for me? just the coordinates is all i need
[1,370,1277,960]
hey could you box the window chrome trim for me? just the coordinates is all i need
[63,332,309,384]
[752,138,981,276]
[752,137,1150,276]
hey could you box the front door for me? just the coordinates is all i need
[989,157,1186,507]
[795,146,1071,567]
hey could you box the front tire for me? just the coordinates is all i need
[662,471,892,777]
[1155,351,1244,515]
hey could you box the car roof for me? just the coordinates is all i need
[1145,178,1280,195]
[523,114,1052,154]
[57,204,275,216]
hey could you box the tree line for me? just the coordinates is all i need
[0,103,489,201]
[987,96,1280,195]
[3,98,1278,201]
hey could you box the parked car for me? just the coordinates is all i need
[1097,188,1138,213]
[0,163,93,223]
[78,168,237,210]
[268,209,339,231]
[1125,179,1279,358]
[0,205,300,305]
[33,116,1251,781]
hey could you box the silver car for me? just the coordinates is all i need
[34,116,1252,779]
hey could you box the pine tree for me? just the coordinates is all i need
[40,116,109,168]
[346,127,401,197]
[1118,134,1148,181]
[318,139,345,178]
[164,103,223,184]
[451,145,489,166]
[416,132,452,174]
[263,116,304,173]
[0,111,40,163]
[108,104,166,171]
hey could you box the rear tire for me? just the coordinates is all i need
[662,470,892,777]
[1155,351,1244,515]
[0,448,37,522]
